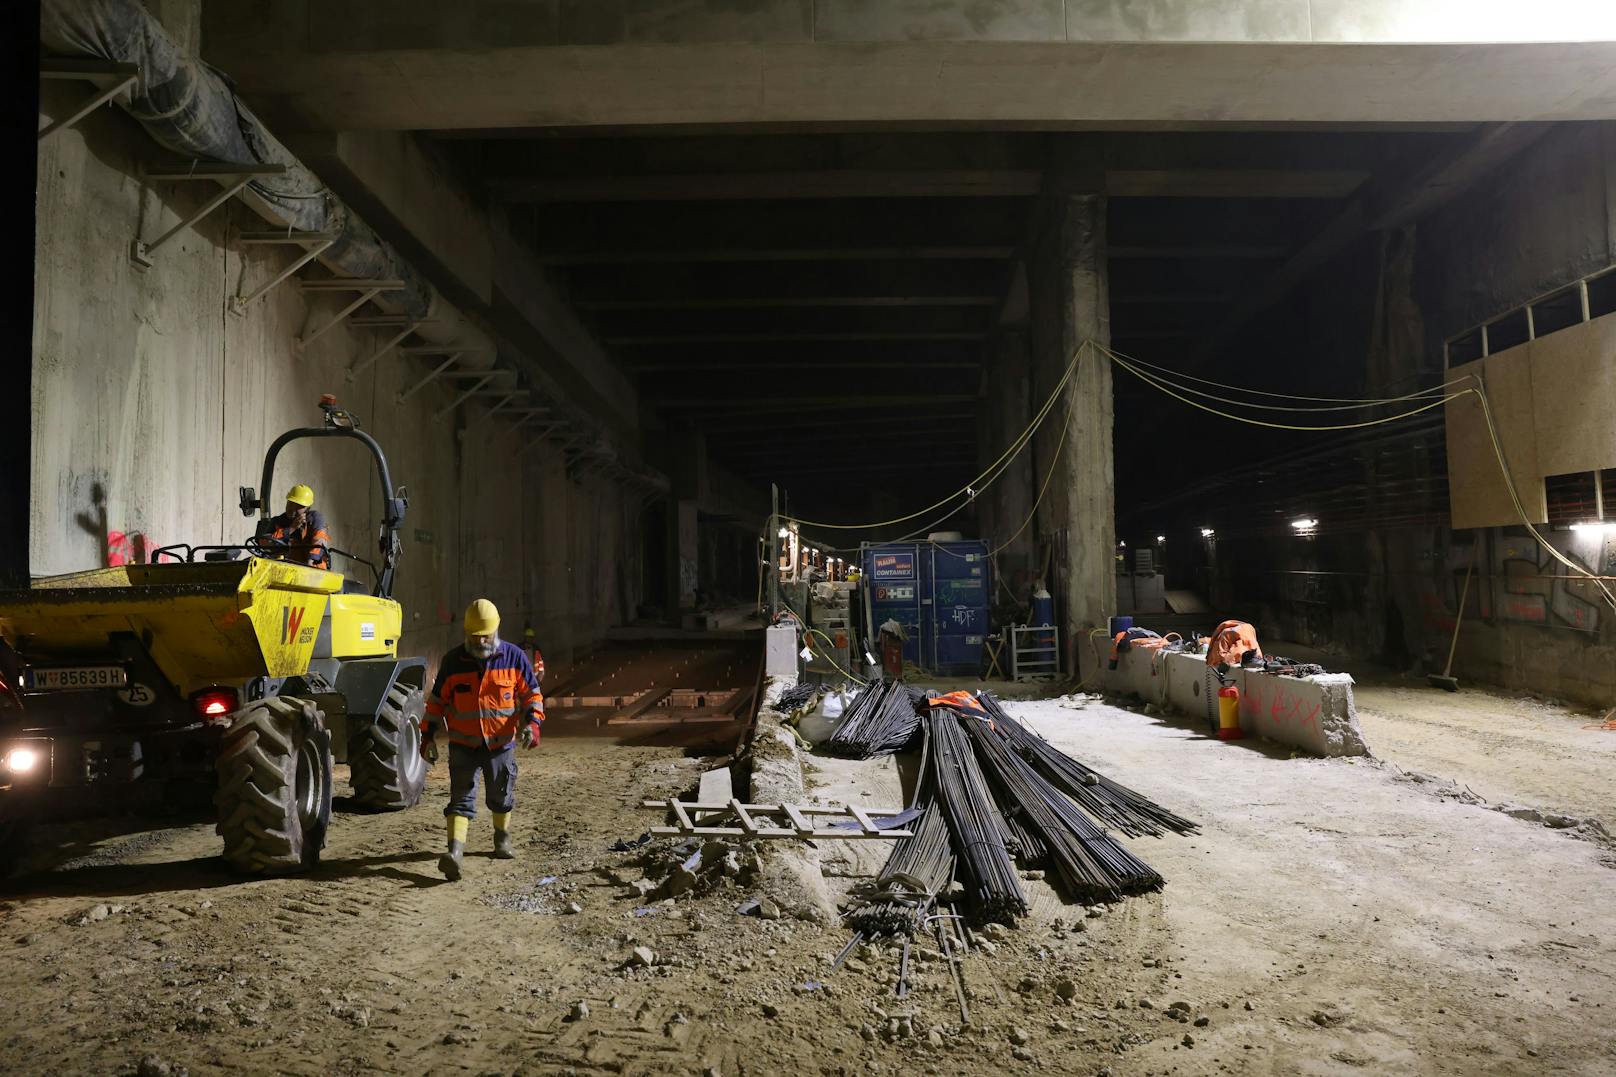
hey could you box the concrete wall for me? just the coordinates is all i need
[1195,123,1616,707]
[30,86,643,673]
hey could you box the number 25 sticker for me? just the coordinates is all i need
[117,684,156,707]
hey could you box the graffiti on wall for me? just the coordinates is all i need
[1417,527,1606,635]
[74,481,160,568]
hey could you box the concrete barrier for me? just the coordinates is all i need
[1107,644,1370,758]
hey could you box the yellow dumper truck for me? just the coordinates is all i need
[0,399,428,874]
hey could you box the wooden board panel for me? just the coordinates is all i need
[1528,314,1616,477]
[1446,350,1547,529]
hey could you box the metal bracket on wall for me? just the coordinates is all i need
[432,373,500,422]
[129,163,287,268]
[482,390,530,418]
[229,230,337,312]
[295,279,406,351]
[346,322,434,382]
[395,352,463,404]
[39,59,138,143]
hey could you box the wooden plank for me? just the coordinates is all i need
[1528,314,1616,476]
[730,799,758,836]
[649,824,912,839]
[847,803,879,836]
[616,687,673,721]
[782,803,814,834]
[1446,349,1547,528]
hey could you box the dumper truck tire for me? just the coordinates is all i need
[348,681,428,810]
[215,696,333,874]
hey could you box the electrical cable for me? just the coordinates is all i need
[1104,343,1474,405]
[780,341,1091,531]
[1103,346,1467,432]
[1098,342,1616,615]
[989,395,1073,557]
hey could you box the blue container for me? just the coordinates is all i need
[861,540,993,675]
[864,543,924,667]
[923,539,992,676]
[1108,614,1133,637]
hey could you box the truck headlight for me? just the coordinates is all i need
[5,747,39,774]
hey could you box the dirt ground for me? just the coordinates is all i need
[1,683,1613,1076]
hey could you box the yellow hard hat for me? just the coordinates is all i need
[464,598,500,636]
[286,484,315,508]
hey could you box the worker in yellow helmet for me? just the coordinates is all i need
[421,599,544,880]
[265,484,332,570]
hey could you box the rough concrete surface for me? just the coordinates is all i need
[31,85,642,669]
[2,687,1610,1074]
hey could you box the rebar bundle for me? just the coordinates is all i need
[825,679,925,758]
[775,682,821,713]
[927,711,1027,923]
[979,692,1198,838]
[962,715,1164,901]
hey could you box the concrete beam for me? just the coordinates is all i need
[585,296,997,311]
[540,246,1016,266]
[286,130,642,441]
[608,332,986,346]
[1201,123,1552,357]
[655,393,978,412]
[201,2,1616,132]
[494,169,1042,202]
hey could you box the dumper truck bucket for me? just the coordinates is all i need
[0,559,342,691]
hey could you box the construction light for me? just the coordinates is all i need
[1118,540,1126,547]
[1570,521,1616,534]
[4,747,38,774]
[1200,528,1215,538]
[1291,517,1319,532]
[778,528,790,538]
[1155,535,1165,544]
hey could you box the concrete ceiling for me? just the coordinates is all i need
[200,3,1616,131]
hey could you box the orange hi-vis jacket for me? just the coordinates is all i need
[1206,620,1263,668]
[268,509,332,571]
[423,640,544,750]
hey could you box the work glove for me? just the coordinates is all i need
[520,722,541,750]
[421,731,438,763]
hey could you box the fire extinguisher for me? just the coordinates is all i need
[1217,683,1242,740]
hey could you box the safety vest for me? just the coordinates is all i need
[268,509,332,571]
[1206,620,1262,668]
[424,641,544,749]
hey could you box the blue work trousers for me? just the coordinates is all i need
[444,742,518,819]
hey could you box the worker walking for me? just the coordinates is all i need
[421,599,543,881]
[522,625,546,683]
[265,484,332,570]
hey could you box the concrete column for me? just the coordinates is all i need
[985,327,1036,583]
[665,423,707,619]
[1057,193,1116,674]
[4,3,38,585]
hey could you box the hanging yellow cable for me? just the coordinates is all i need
[1103,347,1466,432]
[779,340,1091,530]
[1105,342,1474,405]
[990,392,1074,557]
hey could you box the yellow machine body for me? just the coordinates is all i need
[0,558,402,698]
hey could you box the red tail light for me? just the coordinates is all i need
[192,688,239,721]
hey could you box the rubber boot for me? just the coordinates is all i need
[492,811,515,859]
[440,816,468,880]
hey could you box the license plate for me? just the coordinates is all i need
[23,666,128,691]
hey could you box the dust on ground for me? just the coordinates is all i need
[0,687,1612,1076]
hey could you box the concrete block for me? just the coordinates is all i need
[1107,643,1369,758]
[1231,668,1368,758]
[766,625,801,678]
[698,766,734,804]
[814,0,1063,42]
